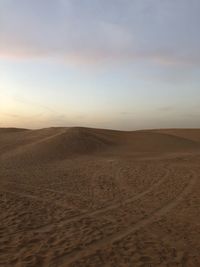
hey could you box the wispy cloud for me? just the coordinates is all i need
[1,0,200,66]
[12,95,56,114]
[0,90,66,126]
[156,106,174,112]
[120,111,135,116]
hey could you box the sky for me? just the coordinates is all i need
[0,0,200,130]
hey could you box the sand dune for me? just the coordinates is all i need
[1,127,200,161]
[156,128,200,142]
[0,127,200,266]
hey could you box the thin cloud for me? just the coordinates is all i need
[13,95,56,114]
[156,106,174,112]
[0,0,200,66]
[2,112,44,119]
[120,111,135,116]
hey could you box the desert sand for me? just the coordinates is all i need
[0,127,200,267]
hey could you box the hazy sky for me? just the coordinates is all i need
[1,0,200,130]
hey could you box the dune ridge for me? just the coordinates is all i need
[1,127,200,160]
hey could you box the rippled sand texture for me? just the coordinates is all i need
[0,127,200,267]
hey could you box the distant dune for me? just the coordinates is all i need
[1,127,200,266]
[155,128,200,142]
[0,127,200,162]
[0,127,29,134]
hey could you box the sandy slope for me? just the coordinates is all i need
[0,127,200,266]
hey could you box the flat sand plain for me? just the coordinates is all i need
[0,127,200,267]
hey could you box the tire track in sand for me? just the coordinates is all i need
[0,165,171,231]
[57,173,196,267]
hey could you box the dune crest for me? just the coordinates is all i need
[0,127,200,161]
